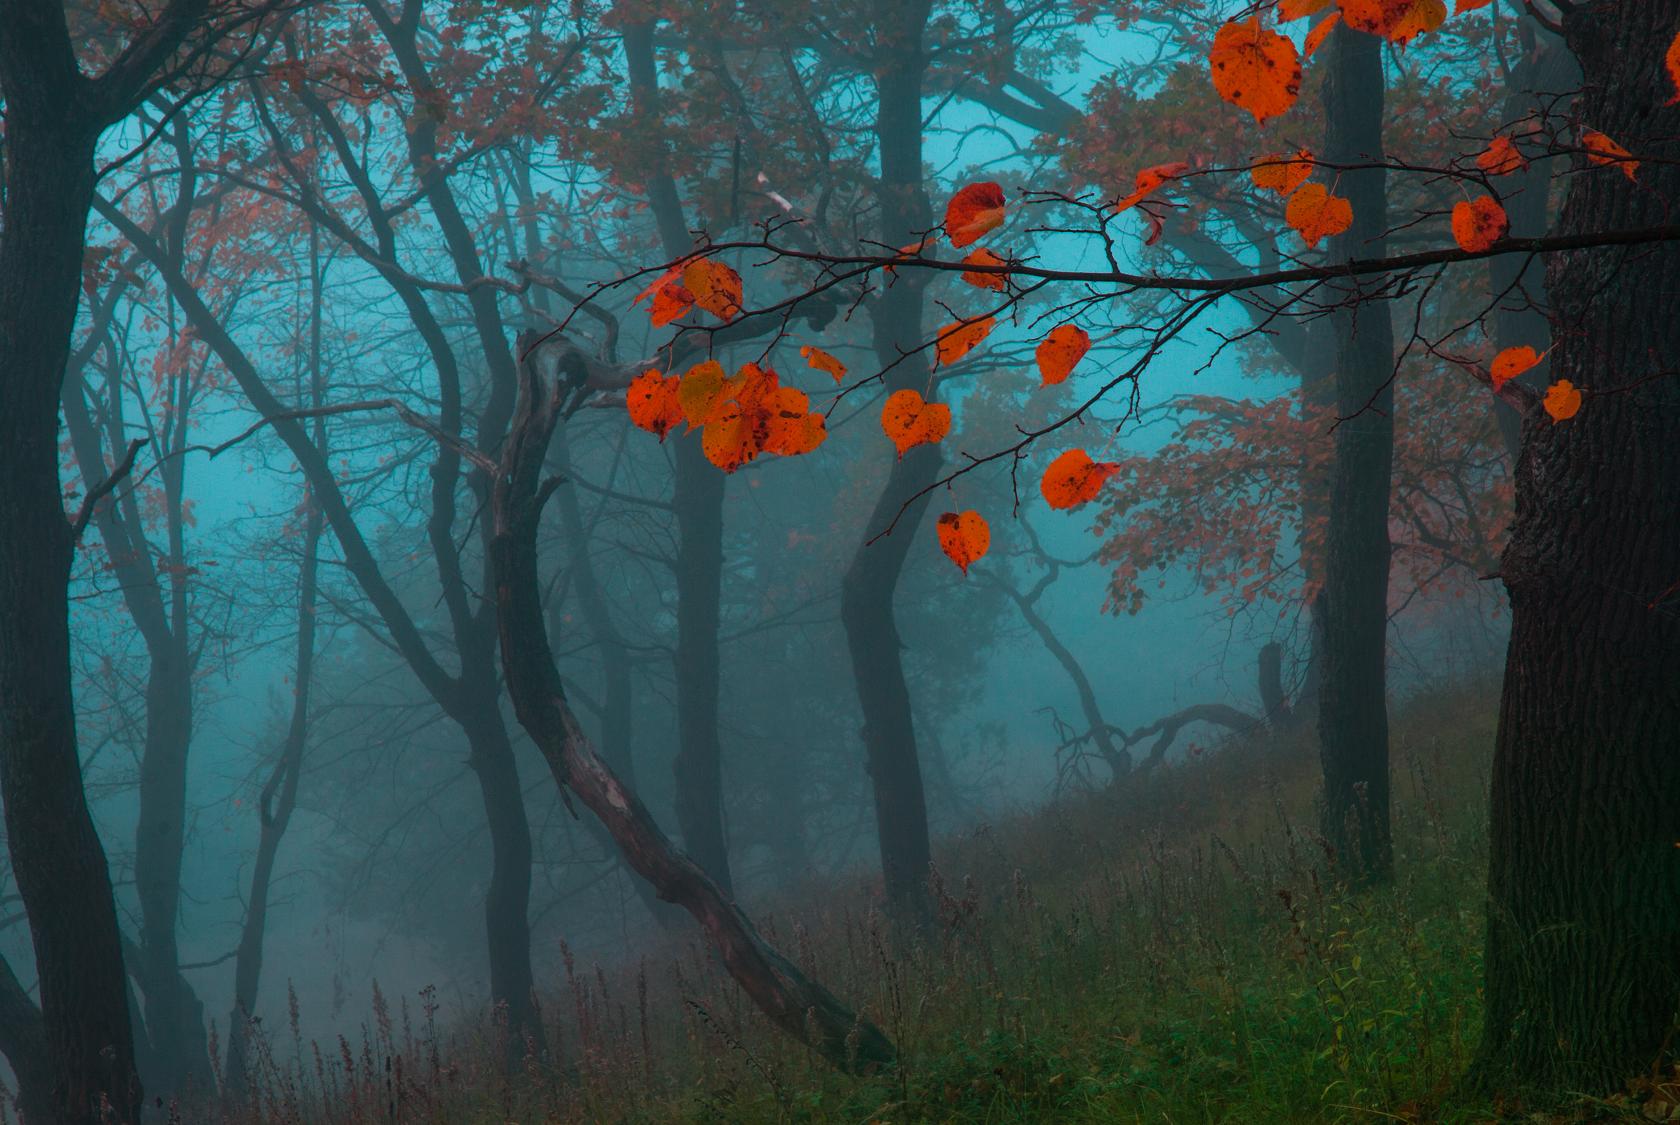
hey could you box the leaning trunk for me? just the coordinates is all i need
[485,340,895,1073]
[1474,0,1680,1092]
[1315,22,1396,884]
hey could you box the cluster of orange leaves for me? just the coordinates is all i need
[627,360,827,472]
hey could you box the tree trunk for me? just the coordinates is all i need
[0,61,143,1125]
[1315,23,1395,885]
[618,20,738,895]
[483,341,896,1075]
[457,696,542,1053]
[132,650,212,1097]
[1474,0,1680,1093]
[671,438,733,893]
[839,0,938,920]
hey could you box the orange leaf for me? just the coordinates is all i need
[1476,135,1528,177]
[1250,149,1314,195]
[1304,11,1340,55]
[1278,0,1331,18]
[1490,345,1542,390]
[1209,17,1302,126]
[934,315,995,367]
[880,388,951,457]
[626,370,683,440]
[1114,161,1191,212]
[678,359,730,429]
[1036,324,1091,386]
[1452,195,1508,253]
[799,344,847,383]
[1041,449,1120,511]
[697,364,826,471]
[1339,0,1446,44]
[1285,182,1353,248]
[766,407,828,456]
[1543,379,1582,423]
[681,258,743,321]
[1668,26,1680,106]
[945,182,1007,248]
[1583,130,1639,181]
[631,263,682,307]
[936,510,990,575]
[700,400,758,472]
[960,248,1010,290]
[762,385,827,457]
[1455,0,1493,10]
[648,282,695,327]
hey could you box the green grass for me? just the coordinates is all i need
[223,688,1668,1123]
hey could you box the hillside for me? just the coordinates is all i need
[217,685,1677,1125]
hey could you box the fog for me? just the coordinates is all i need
[0,0,1561,1119]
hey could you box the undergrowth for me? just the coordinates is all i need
[202,688,1668,1123]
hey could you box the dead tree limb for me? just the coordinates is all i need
[479,332,895,1075]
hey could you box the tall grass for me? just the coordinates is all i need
[198,688,1669,1123]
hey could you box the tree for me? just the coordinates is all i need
[1473,0,1680,1093]
[0,3,290,1119]
[611,0,1680,1099]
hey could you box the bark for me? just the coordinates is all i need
[483,339,896,1075]
[0,955,54,1123]
[838,0,939,920]
[1473,0,1680,1093]
[621,19,736,893]
[0,12,142,1119]
[1315,23,1396,885]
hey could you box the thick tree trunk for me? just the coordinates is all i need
[839,0,938,920]
[1315,23,1395,885]
[0,954,55,1123]
[483,342,895,1075]
[1474,0,1680,1093]
[0,61,143,1125]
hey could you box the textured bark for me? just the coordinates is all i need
[0,954,54,1123]
[838,0,939,919]
[485,341,895,1075]
[1473,0,1680,1093]
[0,11,142,1119]
[1315,23,1395,885]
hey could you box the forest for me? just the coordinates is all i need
[0,0,1676,1121]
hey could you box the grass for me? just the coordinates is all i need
[206,686,1671,1123]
